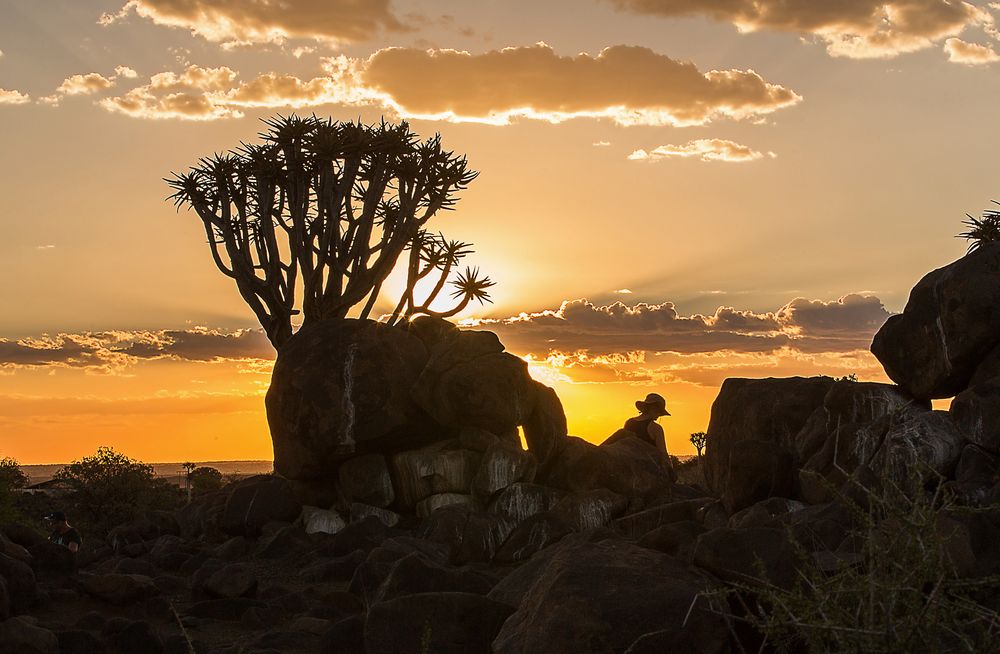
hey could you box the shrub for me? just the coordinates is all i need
[54,447,182,536]
[704,476,1000,653]
[189,466,224,494]
[0,457,29,490]
[0,457,29,523]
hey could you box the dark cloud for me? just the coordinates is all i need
[469,294,891,356]
[775,294,892,337]
[0,328,273,372]
[605,0,988,59]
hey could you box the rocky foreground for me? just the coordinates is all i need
[4,244,1000,653]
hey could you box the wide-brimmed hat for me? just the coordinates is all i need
[44,511,66,522]
[635,393,670,416]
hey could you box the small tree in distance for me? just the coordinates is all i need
[168,115,494,348]
[0,457,29,523]
[0,457,29,490]
[55,447,180,535]
[188,466,224,494]
[689,432,707,458]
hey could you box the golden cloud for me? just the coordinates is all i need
[55,72,115,96]
[356,44,801,126]
[606,0,990,59]
[0,88,30,105]
[629,138,773,162]
[944,37,1000,63]
[100,65,242,120]
[101,0,404,46]
[100,44,802,126]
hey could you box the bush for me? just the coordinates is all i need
[0,457,29,523]
[189,466,224,494]
[54,447,182,537]
[0,457,29,490]
[705,475,1000,653]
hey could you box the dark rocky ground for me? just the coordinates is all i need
[6,244,1000,653]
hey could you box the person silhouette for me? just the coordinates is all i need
[622,392,670,454]
[604,392,677,481]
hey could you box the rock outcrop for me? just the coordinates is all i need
[871,242,1000,399]
[704,376,833,511]
[267,319,434,481]
[266,316,569,506]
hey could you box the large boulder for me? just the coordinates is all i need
[946,444,1000,503]
[492,538,728,654]
[871,243,1000,399]
[0,617,58,654]
[77,573,160,605]
[521,381,570,468]
[493,512,573,563]
[365,592,514,654]
[692,527,801,589]
[951,376,1000,454]
[704,376,833,510]
[473,440,537,497]
[390,444,481,509]
[373,552,494,603]
[801,405,966,503]
[267,318,434,480]
[220,475,301,537]
[0,552,37,614]
[412,328,538,436]
[795,380,927,464]
[489,482,564,524]
[870,409,966,485]
[551,436,675,497]
[338,454,395,507]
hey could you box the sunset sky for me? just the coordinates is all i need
[2,0,999,464]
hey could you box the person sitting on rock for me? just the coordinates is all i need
[44,511,82,552]
[604,392,677,481]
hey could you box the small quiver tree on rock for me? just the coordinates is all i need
[167,115,493,348]
[166,116,568,498]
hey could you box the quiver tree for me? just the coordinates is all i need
[959,201,1000,252]
[168,115,494,348]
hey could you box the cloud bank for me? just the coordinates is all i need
[101,0,404,46]
[605,0,990,59]
[0,295,889,389]
[466,293,891,356]
[100,44,802,125]
[0,328,273,373]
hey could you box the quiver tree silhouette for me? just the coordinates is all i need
[689,431,707,458]
[168,115,493,347]
[959,201,1000,252]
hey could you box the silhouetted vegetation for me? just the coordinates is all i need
[0,456,28,523]
[54,446,183,536]
[959,203,1000,252]
[706,476,1000,652]
[690,431,708,457]
[168,115,493,347]
[188,466,224,494]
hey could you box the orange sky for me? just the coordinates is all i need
[1,0,997,463]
